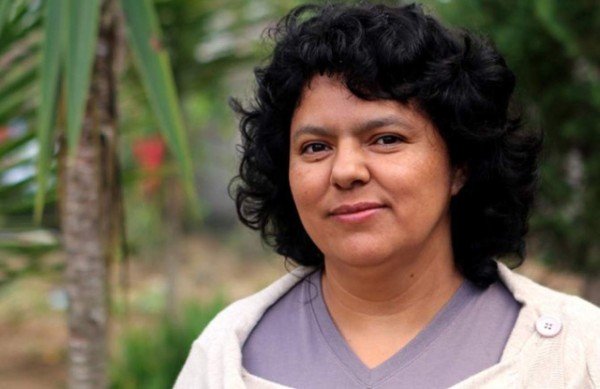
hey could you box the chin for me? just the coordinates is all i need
[324,248,399,269]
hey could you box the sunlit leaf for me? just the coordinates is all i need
[0,131,33,156]
[34,0,64,222]
[64,0,101,155]
[1,153,35,174]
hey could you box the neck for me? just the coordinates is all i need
[320,247,464,368]
[322,250,463,318]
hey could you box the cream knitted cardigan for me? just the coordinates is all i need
[175,263,600,388]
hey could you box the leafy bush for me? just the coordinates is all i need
[110,297,225,389]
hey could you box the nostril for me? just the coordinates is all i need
[330,165,370,189]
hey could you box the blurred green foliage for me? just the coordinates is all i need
[110,297,225,389]
[425,0,600,275]
[0,8,59,286]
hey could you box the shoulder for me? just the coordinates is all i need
[175,266,315,388]
[499,263,600,386]
[198,266,315,347]
[499,262,600,328]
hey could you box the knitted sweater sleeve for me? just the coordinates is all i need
[559,294,600,388]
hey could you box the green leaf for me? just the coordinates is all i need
[65,0,101,155]
[1,191,54,215]
[0,2,42,64]
[34,0,64,223]
[0,67,36,103]
[534,1,579,58]
[0,88,34,123]
[121,0,199,215]
[0,0,11,36]
[0,131,34,157]
[0,176,35,199]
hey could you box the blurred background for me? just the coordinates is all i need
[0,0,598,387]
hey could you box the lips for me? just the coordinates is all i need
[329,202,385,222]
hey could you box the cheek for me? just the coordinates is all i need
[289,164,313,205]
[385,154,453,200]
[385,153,442,183]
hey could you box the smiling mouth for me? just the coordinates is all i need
[330,202,385,222]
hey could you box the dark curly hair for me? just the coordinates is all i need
[230,3,542,287]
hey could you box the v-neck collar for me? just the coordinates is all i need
[308,271,477,387]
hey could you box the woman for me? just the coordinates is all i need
[176,3,600,388]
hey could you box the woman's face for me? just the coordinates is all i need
[289,75,465,268]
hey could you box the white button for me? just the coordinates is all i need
[535,315,562,337]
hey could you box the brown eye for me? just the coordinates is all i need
[375,135,403,145]
[302,142,329,154]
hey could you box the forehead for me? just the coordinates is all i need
[291,75,434,135]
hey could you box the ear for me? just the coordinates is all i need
[450,164,468,196]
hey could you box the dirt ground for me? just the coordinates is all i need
[0,233,585,389]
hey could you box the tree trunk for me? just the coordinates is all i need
[63,133,109,389]
[63,0,120,388]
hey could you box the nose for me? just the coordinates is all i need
[330,142,370,190]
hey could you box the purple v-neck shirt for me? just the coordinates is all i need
[242,270,520,388]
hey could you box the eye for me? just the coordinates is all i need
[374,134,403,145]
[302,142,329,154]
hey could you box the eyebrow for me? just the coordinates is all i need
[291,116,413,143]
